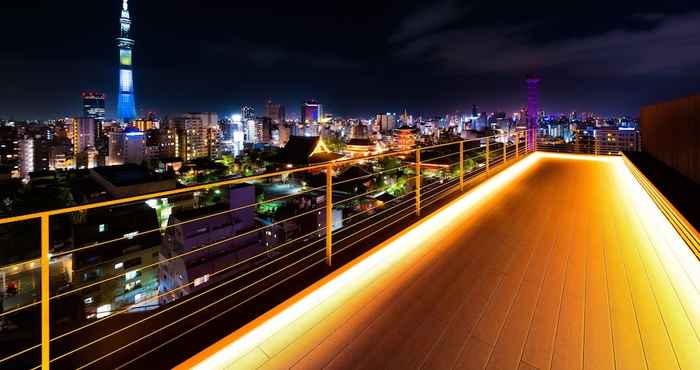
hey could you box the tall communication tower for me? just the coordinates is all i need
[526,75,540,151]
[116,0,137,122]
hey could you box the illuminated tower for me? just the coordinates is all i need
[526,75,540,151]
[117,0,137,122]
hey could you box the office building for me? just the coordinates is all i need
[18,138,34,180]
[241,106,255,120]
[160,185,260,303]
[265,100,286,124]
[81,92,106,137]
[71,203,162,318]
[301,100,322,124]
[70,117,97,167]
[108,127,146,165]
[375,113,397,132]
[594,127,641,153]
[166,114,220,161]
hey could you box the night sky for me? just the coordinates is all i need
[1,0,699,119]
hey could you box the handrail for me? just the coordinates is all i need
[621,153,700,261]
[0,133,509,224]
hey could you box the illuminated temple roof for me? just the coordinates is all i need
[277,136,343,166]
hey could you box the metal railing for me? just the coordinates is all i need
[536,135,640,156]
[0,130,532,369]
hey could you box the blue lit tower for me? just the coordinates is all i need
[526,75,540,151]
[116,0,137,122]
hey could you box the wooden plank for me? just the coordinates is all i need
[521,170,580,370]
[205,156,700,370]
[382,169,548,370]
[550,180,588,370]
[224,347,268,370]
[582,164,615,370]
[483,164,570,370]
[610,175,681,370]
[453,337,493,370]
[600,184,648,370]
[289,173,534,370]
[620,173,700,339]
[518,360,540,370]
[614,173,700,370]
[419,269,505,370]
[317,163,544,370]
[280,225,460,370]
[348,221,500,370]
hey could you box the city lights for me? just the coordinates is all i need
[0,1,698,369]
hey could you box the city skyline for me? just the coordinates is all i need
[2,0,700,119]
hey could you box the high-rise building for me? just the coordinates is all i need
[132,117,158,131]
[375,113,397,132]
[145,128,180,161]
[241,106,255,120]
[18,138,34,180]
[166,114,220,161]
[273,124,290,147]
[265,100,286,124]
[82,92,106,137]
[107,127,146,165]
[526,75,540,150]
[301,100,322,124]
[117,0,137,122]
[71,117,96,157]
[108,131,126,165]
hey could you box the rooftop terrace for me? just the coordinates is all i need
[182,153,700,370]
[2,131,698,370]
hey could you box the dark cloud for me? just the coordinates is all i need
[391,0,467,43]
[397,13,700,77]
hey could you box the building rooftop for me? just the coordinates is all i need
[91,164,165,187]
[277,136,343,165]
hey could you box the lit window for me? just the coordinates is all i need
[84,297,94,304]
[125,279,140,291]
[96,304,111,319]
[119,69,133,92]
[98,224,107,233]
[114,262,124,270]
[193,274,210,287]
[124,231,138,240]
[125,270,138,280]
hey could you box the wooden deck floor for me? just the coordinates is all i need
[187,154,700,370]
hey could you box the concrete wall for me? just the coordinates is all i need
[640,95,700,184]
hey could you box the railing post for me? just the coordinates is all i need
[595,137,599,156]
[459,141,464,191]
[41,215,50,370]
[325,163,333,266]
[503,134,507,164]
[415,149,421,217]
[525,129,529,153]
[515,131,519,160]
[485,137,490,175]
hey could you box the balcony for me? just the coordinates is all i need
[1,131,698,370]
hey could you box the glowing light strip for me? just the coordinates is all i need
[612,156,700,328]
[183,152,541,370]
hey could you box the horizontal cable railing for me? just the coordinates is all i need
[535,136,640,156]
[0,129,533,369]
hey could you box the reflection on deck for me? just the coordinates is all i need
[180,152,700,370]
